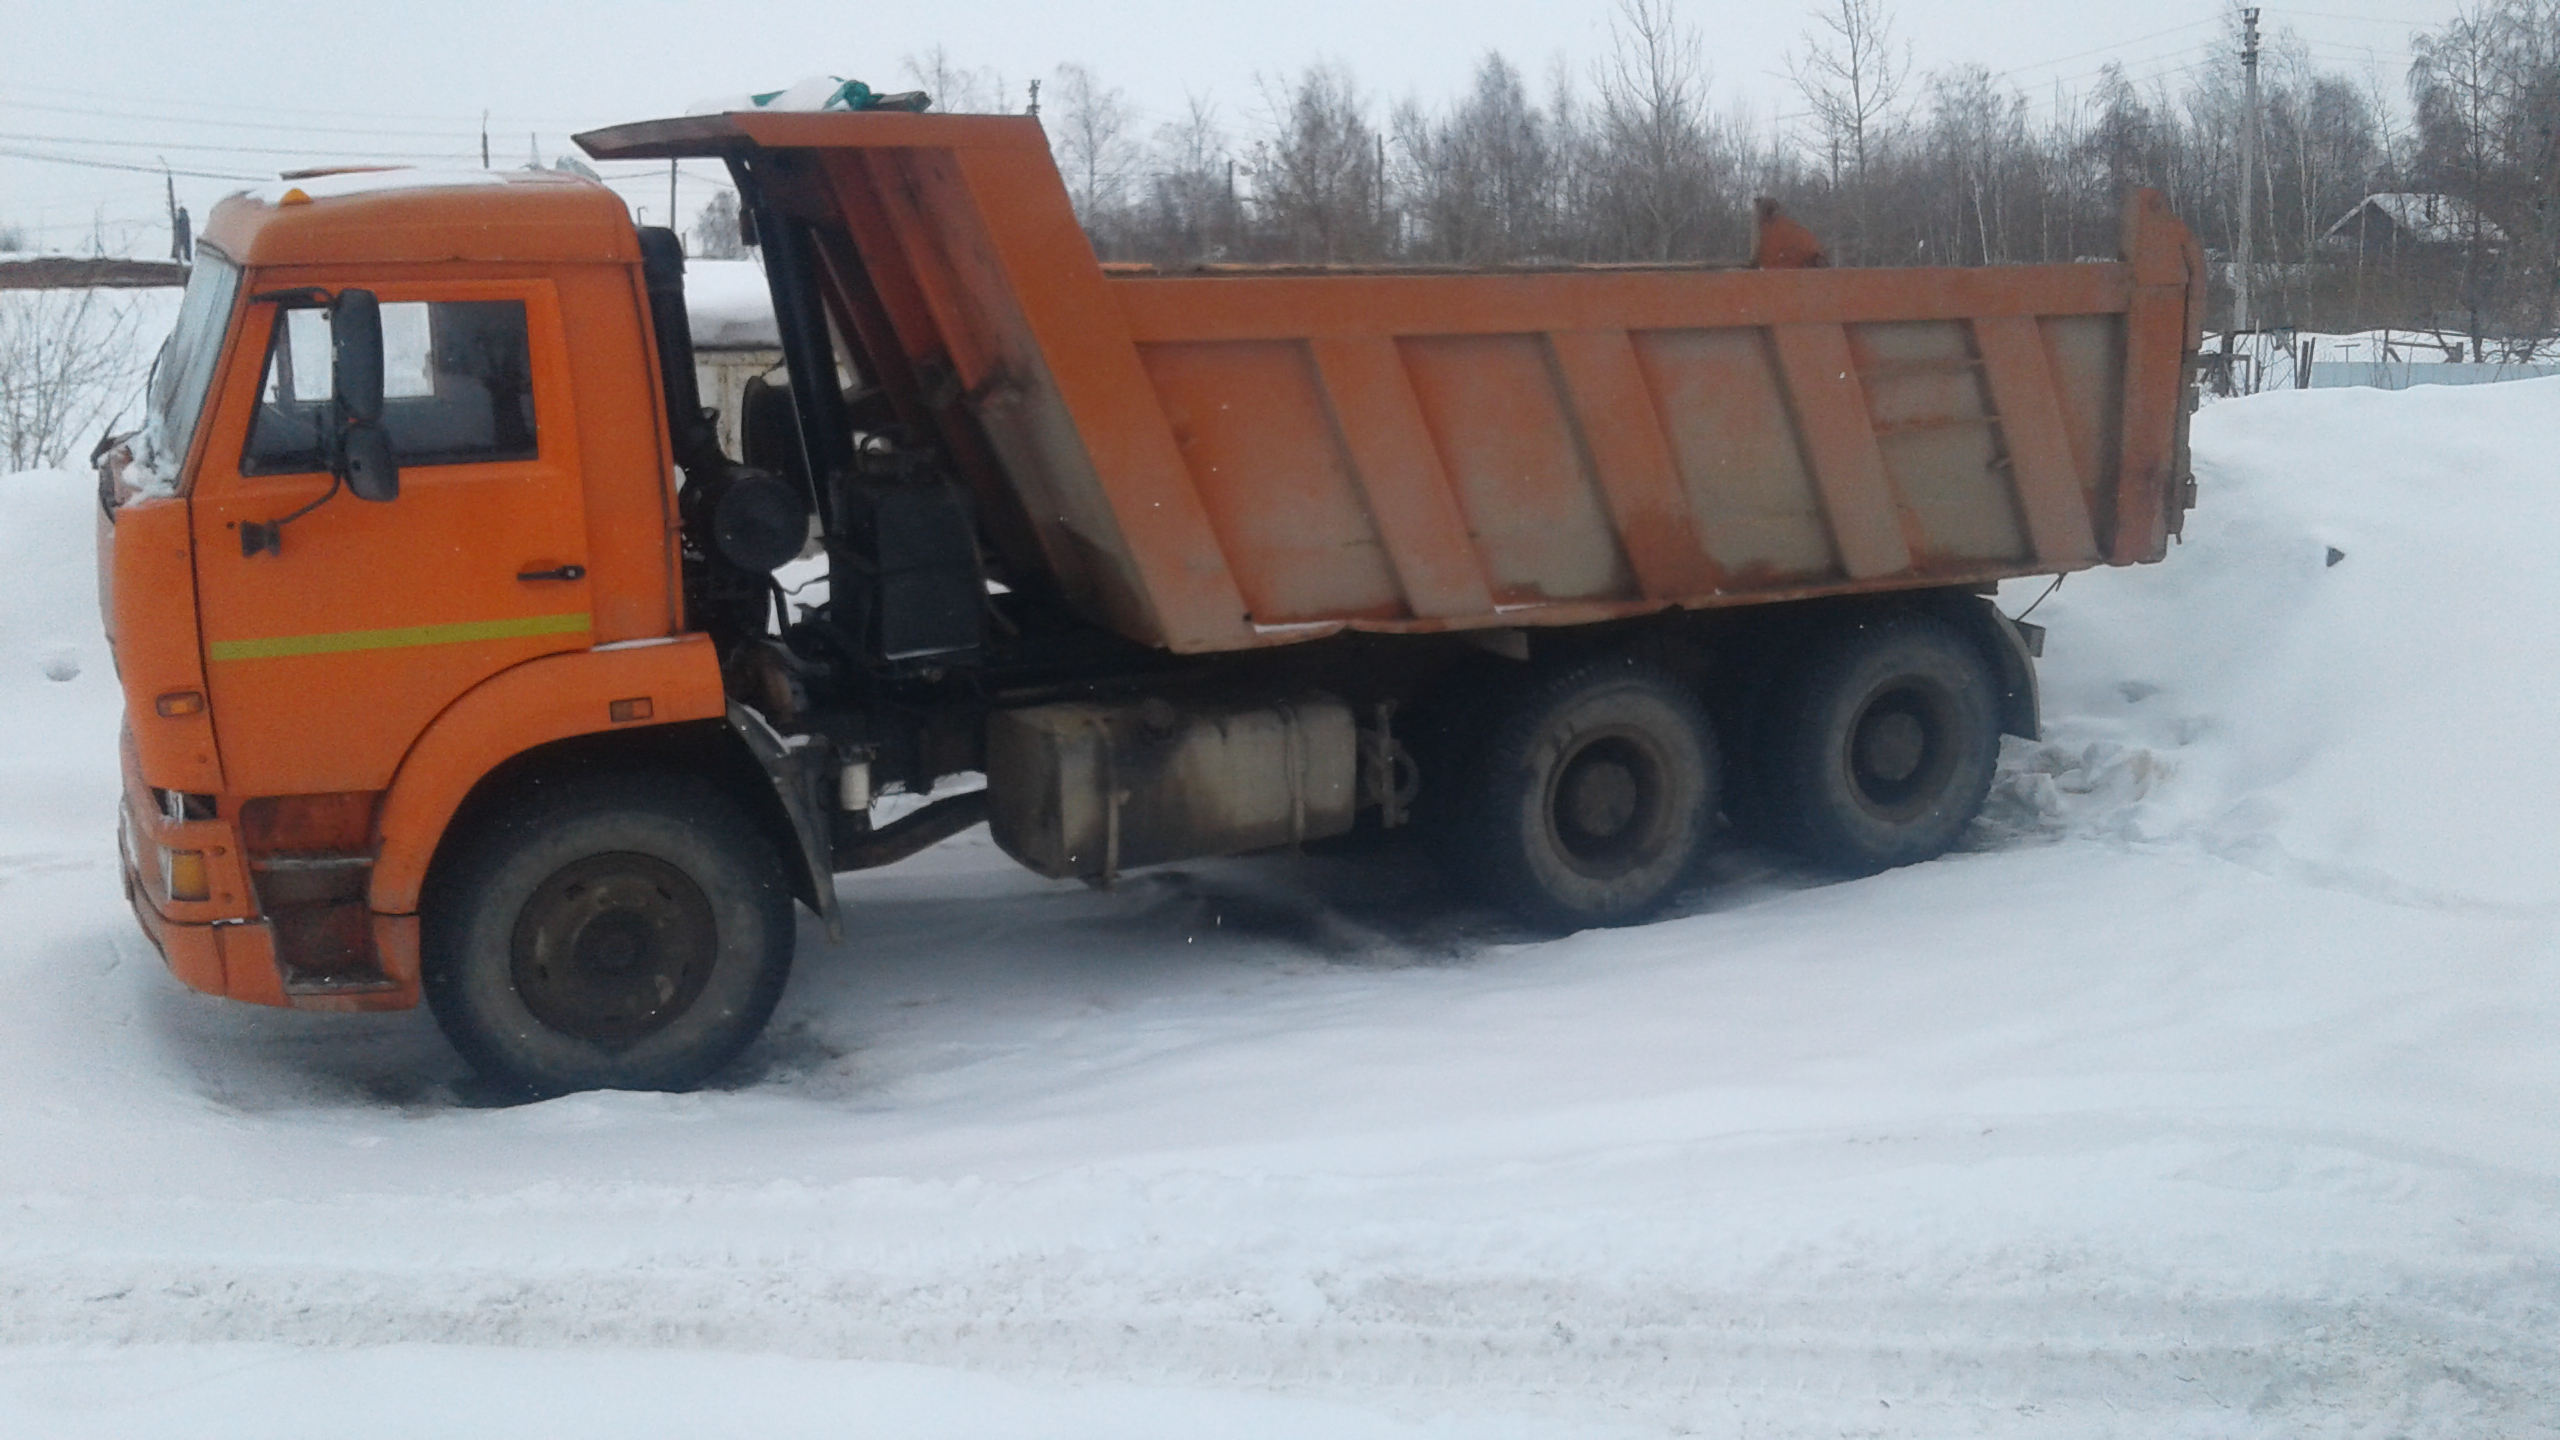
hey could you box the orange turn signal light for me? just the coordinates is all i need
[162,848,211,903]
[608,697,653,723]
[155,690,205,718]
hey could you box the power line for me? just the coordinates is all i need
[0,128,474,163]
[2294,39,2419,62]
[0,146,265,181]
[0,96,485,143]
[2262,6,2439,27]
[1989,18,2225,81]
[0,124,737,196]
[0,79,598,130]
[2036,43,2226,93]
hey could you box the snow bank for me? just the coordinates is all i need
[1995,374,2560,906]
[0,468,123,858]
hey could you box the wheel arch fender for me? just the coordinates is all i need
[1919,591,2041,742]
[369,636,771,918]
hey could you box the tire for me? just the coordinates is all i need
[1457,657,1720,932]
[1761,613,2000,875]
[422,773,797,1097]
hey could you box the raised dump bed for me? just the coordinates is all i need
[579,112,2205,656]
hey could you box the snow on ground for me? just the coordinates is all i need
[2,379,2557,1437]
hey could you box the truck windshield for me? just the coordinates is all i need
[135,249,243,489]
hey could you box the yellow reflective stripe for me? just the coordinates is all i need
[208,611,590,662]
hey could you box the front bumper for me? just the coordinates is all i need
[118,734,417,1013]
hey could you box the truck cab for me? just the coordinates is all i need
[104,167,734,1018]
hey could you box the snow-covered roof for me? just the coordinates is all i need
[2323,193,2508,246]
[0,256,186,290]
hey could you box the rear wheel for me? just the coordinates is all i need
[423,773,796,1097]
[1457,658,1719,932]
[1761,614,2000,874]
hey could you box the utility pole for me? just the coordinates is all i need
[2235,6,2261,333]
[480,111,491,169]
[669,160,679,249]
[163,165,191,264]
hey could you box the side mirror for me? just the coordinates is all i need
[341,425,399,503]
[331,290,385,422]
[328,290,398,502]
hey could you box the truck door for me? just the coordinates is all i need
[191,280,592,797]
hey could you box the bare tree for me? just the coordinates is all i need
[895,12,2538,337]
[1132,95,1241,265]
[1398,53,1559,263]
[1249,63,1389,262]
[1582,0,1726,261]
[902,46,1009,114]
[0,287,151,471]
[2411,7,2509,341]
[1050,63,1142,241]
[1923,65,2029,263]
[689,190,748,260]
[1789,0,1909,258]
[2408,0,2560,335]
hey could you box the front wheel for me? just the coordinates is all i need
[422,773,796,1097]
[1456,658,1719,932]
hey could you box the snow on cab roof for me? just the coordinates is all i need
[207,165,632,269]
[246,168,548,206]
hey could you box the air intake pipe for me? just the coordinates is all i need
[638,226,806,579]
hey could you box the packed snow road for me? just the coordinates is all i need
[2,381,2556,1437]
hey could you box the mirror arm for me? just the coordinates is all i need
[239,472,343,558]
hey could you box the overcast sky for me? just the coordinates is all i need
[1,0,2465,258]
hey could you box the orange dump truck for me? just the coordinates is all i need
[100,109,2202,1094]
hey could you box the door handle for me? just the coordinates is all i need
[515,564,586,583]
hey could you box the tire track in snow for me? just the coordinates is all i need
[1,1253,2551,1434]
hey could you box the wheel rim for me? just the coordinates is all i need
[510,851,718,1046]
[1543,729,1673,877]
[1844,678,1962,821]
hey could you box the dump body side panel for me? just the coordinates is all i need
[1109,201,2199,644]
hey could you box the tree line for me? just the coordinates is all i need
[911,0,2557,340]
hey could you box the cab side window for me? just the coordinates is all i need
[243,299,538,475]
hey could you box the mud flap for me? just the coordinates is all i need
[724,700,842,942]
[1981,600,2043,742]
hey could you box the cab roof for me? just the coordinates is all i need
[200,167,638,271]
